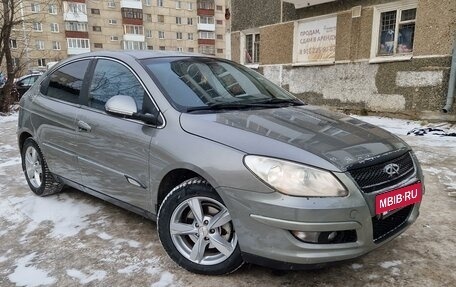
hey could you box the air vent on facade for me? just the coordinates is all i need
[352,6,362,18]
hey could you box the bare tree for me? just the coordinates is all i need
[0,0,60,113]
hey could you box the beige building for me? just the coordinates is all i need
[8,0,229,74]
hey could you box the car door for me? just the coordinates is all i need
[76,58,158,210]
[33,59,91,184]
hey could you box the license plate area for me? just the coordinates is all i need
[375,182,422,215]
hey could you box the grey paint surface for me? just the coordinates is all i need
[17,51,423,267]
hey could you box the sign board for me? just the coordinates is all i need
[293,16,337,65]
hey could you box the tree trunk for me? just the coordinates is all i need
[0,0,16,113]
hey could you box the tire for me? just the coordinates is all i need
[157,177,244,275]
[21,138,63,196]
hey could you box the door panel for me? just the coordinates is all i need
[76,58,155,210]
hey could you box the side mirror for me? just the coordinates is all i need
[105,95,138,116]
[105,95,161,126]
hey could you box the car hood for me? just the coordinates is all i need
[179,105,410,172]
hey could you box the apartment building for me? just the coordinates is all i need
[8,0,229,74]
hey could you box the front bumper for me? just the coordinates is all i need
[217,173,422,267]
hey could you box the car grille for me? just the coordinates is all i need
[348,152,415,193]
[372,205,413,243]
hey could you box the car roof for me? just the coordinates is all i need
[67,50,211,61]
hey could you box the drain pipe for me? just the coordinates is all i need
[442,38,456,113]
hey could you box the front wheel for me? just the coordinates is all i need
[157,178,244,275]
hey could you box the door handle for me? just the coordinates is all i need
[77,120,92,132]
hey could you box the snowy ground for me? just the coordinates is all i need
[1,113,455,286]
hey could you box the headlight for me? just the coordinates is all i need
[244,155,348,197]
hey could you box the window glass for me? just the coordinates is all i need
[46,60,90,103]
[89,59,144,111]
[378,8,416,56]
[141,57,296,112]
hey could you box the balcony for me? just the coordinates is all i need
[123,34,145,42]
[197,8,214,16]
[197,23,215,31]
[121,0,142,9]
[282,0,336,9]
[65,31,89,38]
[63,11,88,22]
[198,39,215,45]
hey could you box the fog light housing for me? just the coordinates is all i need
[291,230,357,244]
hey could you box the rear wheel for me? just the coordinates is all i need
[21,138,63,196]
[157,177,243,275]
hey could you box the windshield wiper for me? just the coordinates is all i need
[253,98,305,106]
[186,102,275,113]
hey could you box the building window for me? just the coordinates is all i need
[38,59,46,67]
[10,39,17,49]
[159,46,166,50]
[188,47,194,52]
[108,19,117,25]
[188,18,193,25]
[144,0,151,6]
[36,40,45,50]
[123,40,147,50]
[122,8,143,19]
[146,29,152,38]
[199,16,214,24]
[91,8,100,15]
[158,31,165,39]
[158,15,164,23]
[199,45,215,55]
[216,5,223,11]
[245,33,260,64]
[199,31,215,39]
[216,34,223,40]
[198,1,214,9]
[188,2,193,10]
[52,41,61,50]
[31,3,40,12]
[93,26,102,32]
[124,25,144,35]
[111,35,120,41]
[217,48,223,54]
[372,2,417,58]
[94,43,103,48]
[68,3,86,14]
[67,38,90,49]
[177,47,183,52]
[66,22,88,31]
[50,23,59,32]
[176,17,182,25]
[33,22,43,32]
[48,4,57,14]
[177,32,183,40]
[148,45,153,50]
[146,13,152,22]
[216,20,223,25]
[188,33,194,40]
[176,1,182,9]
[108,0,116,8]
[12,58,20,67]
[157,0,163,7]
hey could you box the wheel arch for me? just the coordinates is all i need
[156,166,219,213]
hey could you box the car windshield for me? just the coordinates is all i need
[140,57,303,113]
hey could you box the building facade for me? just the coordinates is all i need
[230,0,456,118]
[8,0,229,73]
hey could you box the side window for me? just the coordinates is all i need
[89,59,144,111]
[46,60,90,104]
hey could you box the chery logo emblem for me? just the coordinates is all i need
[383,163,400,177]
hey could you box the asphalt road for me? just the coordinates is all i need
[1,114,455,287]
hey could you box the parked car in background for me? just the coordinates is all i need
[17,51,424,275]
[0,73,42,101]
